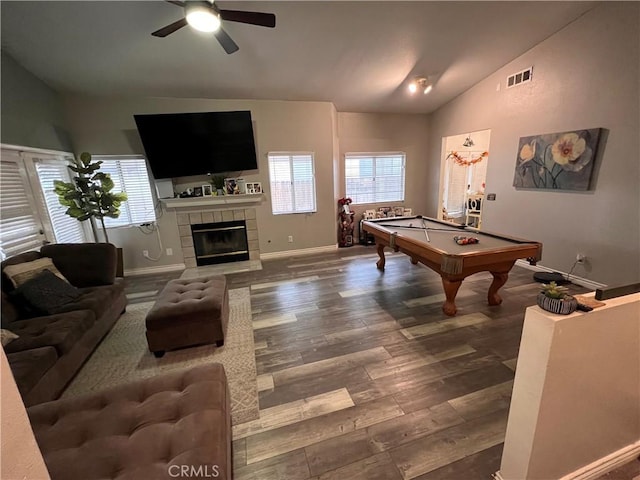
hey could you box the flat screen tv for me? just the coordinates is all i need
[133,110,258,179]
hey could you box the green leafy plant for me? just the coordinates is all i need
[210,174,226,190]
[54,152,128,243]
[540,281,569,299]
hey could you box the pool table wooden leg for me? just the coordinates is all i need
[488,271,510,306]
[441,278,462,316]
[376,243,386,270]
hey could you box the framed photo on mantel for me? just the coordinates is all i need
[245,182,262,194]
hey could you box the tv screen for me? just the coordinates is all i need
[133,110,258,179]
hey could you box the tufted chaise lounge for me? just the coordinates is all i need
[145,275,229,358]
[27,363,232,480]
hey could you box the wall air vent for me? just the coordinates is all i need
[507,67,533,89]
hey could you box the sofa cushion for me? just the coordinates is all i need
[3,257,69,288]
[3,310,96,356]
[6,346,59,397]
[11,270,82,316]
[1,251,42,293]
[1,291,21,324]
[1,328,19,346]
[41,243,117,287]
[28,363,231,480]
[52,282,124,318]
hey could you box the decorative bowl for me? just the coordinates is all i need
[536,293,578,315]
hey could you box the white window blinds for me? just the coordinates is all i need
[268,153,316,215]
[345,153,406,204]
[0,152,44,259]
[95,156,157,227]
[34,159,86,244]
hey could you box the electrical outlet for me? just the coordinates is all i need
[288,235,293,243]
[143,250,149,257]
[576,253,586,264]
[166,248,173,256]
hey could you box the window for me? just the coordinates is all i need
[0,148,88,260]
[0,150,45,258]
[345,153,405,204]
[33,158,87,244]
[268,152,316,215]
[94,156,157,227]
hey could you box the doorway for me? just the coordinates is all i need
[438,129,491,228]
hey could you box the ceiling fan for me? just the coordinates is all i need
[152,0,276,54]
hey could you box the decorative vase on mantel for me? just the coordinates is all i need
[536,281,578,315]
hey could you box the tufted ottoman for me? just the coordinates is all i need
[145,275,229,358]
[28,363,232,480]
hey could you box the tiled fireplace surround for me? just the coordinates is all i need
[176,207,259,268]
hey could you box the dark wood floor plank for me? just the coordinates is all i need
[393,364,515,414]
[246,396,404,464]
[412,443,504,480]
[313,452,404,480]
[234,449,311,480]
[389,410,509,479]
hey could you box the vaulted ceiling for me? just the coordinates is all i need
[1,1,596,114]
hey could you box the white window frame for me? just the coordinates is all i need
[345,152,406,204]
[93,155,157,228]
[268,152,317,215]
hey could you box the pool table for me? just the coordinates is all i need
[362,216,543,316]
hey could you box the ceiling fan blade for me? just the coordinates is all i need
[165,0,185,6]
[152,18,188,37]
[219,9,276,28]
[214,27,239,54]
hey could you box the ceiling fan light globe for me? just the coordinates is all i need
[186,6,221,32]
[423,84,432,94]
[408,82,418,94]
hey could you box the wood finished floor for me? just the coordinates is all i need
[123,247,639,480]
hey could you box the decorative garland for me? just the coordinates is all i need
[447,151,489,166]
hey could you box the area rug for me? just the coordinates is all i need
[62,287,259,425]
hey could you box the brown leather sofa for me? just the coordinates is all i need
[28,363,232,480]
[1,243,126,406]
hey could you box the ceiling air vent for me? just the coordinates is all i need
[507,67,533,89]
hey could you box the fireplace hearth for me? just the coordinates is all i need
[191,220,249,266]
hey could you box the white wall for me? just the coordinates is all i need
[1,51,72,152]
[500,293,640,479]
[426,2,640,286]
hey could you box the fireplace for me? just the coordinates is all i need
[191,220,249,266]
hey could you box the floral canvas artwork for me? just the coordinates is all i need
[513,128,602,190]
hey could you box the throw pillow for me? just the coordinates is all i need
[3,257,69,288]
[11,269,82,316]
[1,329,19,346]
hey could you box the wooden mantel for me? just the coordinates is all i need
[160,194,264,209]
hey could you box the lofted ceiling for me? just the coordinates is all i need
[1,1,596,114]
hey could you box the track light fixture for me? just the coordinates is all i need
[408,77,432,95]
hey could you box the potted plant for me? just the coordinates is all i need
[210,174,226,196]
[537,281,578,314]
[54,152,128,243]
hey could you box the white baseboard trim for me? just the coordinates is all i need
[124,263,185,277]
[562,441,640,480]
[515,259,607,291]
[493,441,640,480]
[260,244,338,260]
